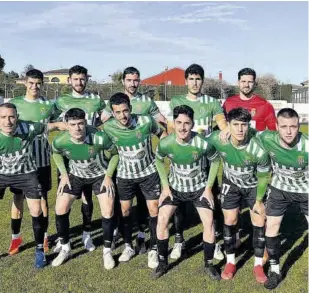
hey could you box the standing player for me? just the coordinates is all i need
[223,68,276,131]
[103,93,163,269]
[8,69,65,256]
[53,65,106,253]
[256,108,308,290]
[51,108,119,269]
[153,105,221,280]
[0,103,53,268]
[169,63,229,260]
[102,66,167,254]
[207,108,270,283]
[223,67,276,252]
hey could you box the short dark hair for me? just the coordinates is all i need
[185,64,204,80]
[26,69,44,81]
[64,108,86,122]
[238,68,256,81]
[109,92,131,110]
[0,102,17,112]
[173,105,194,122]
[122,67,140,80]
[227,107,251,123]
[277,108,299,120]
[69,65,88,77]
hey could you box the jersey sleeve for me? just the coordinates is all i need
[155,139,168,161]
[150,116,163,136]
[30,122,47,136]
[51,134,64,155]
[264,103,277,130]
[149,100,160,118]
[205,133,220,161]
[95,130,114,152]
[51,98,63,122]
[256,147,271,173]
[211,98,224,120]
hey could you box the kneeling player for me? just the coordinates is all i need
[51,108,119,269]
[257,108,308,290]
[207,108,270,283]
[0,103,49,268]
[153,105,221,280]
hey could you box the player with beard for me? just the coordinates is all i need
[153,105,221,280]
[256,108,308,290]
[169,64,229,261]
[102,67,167,254]
[53,65,106,253]
[103,93,164,269]
[8,69,66,255]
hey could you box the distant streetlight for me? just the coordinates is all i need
[164,66,168,101]
[108,74,113,93]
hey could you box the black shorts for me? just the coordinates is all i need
[0,172,42,200]
[266,185,308,217]
[160,187,212,210]
[116,172,161,201]
[10,166,52,198]
[220,177,257,210]
[63,174,106,199]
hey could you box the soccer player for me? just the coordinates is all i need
[8,69,66,255]
[0,103,54,268]
[102,66,167,254]
[222,67,276,255]
[207,107,270,283]
[53,65,107,253]
[256,108,308,290]
[153,105,221,280]
[51,108,119,269]
[169,64,229,260]
[103,92,163,268]
[223,68,276,131]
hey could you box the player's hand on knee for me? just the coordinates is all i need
[101,175,115,198]
[57,174,71,196]
[252,201,266,218]
[159,187,172,207]
[200,187,214,210]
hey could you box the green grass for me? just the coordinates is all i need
[0,132,308,293]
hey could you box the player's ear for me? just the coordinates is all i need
[67,76,71,85]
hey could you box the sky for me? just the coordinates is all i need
[0,1,308,85]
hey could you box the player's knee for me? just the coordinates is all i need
[157,213,169,230]
[224,215,238,226]
[28,202,42,217]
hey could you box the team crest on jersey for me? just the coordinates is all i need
[64,150,71,157]
[297,155,305,165]
[167,153,174,159]
[192,151,199,160]
[244,155,253,165]
[88,147,95,156]
[220,152,227,158]
[251,108,256,117]
[41,108,47,115]
[136,131,142,139]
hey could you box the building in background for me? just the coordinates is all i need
[141,67,185,86]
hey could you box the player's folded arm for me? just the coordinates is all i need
[155,145,169,188]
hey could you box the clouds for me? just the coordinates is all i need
[158,3,248,27]
[0,2,248,55]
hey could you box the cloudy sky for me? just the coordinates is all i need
[0,1,307,85]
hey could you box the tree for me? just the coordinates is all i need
[0,55,5,71]
[110,70,122,85]
[202,77,230,99]
[7,71,19,79]
[256,74,279,100]
[21,64,35,76]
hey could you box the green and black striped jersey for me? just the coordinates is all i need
[156,132,213,192]
[52,126,115,179]
[11,96,56,168]
[257,130,308,193]
[103,114,162,179]
[207,130,271,188]
[54,92,106,126]
[0,121,46,175]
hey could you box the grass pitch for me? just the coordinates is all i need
[0,130,307,293]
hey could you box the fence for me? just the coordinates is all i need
[0,82,305,103]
